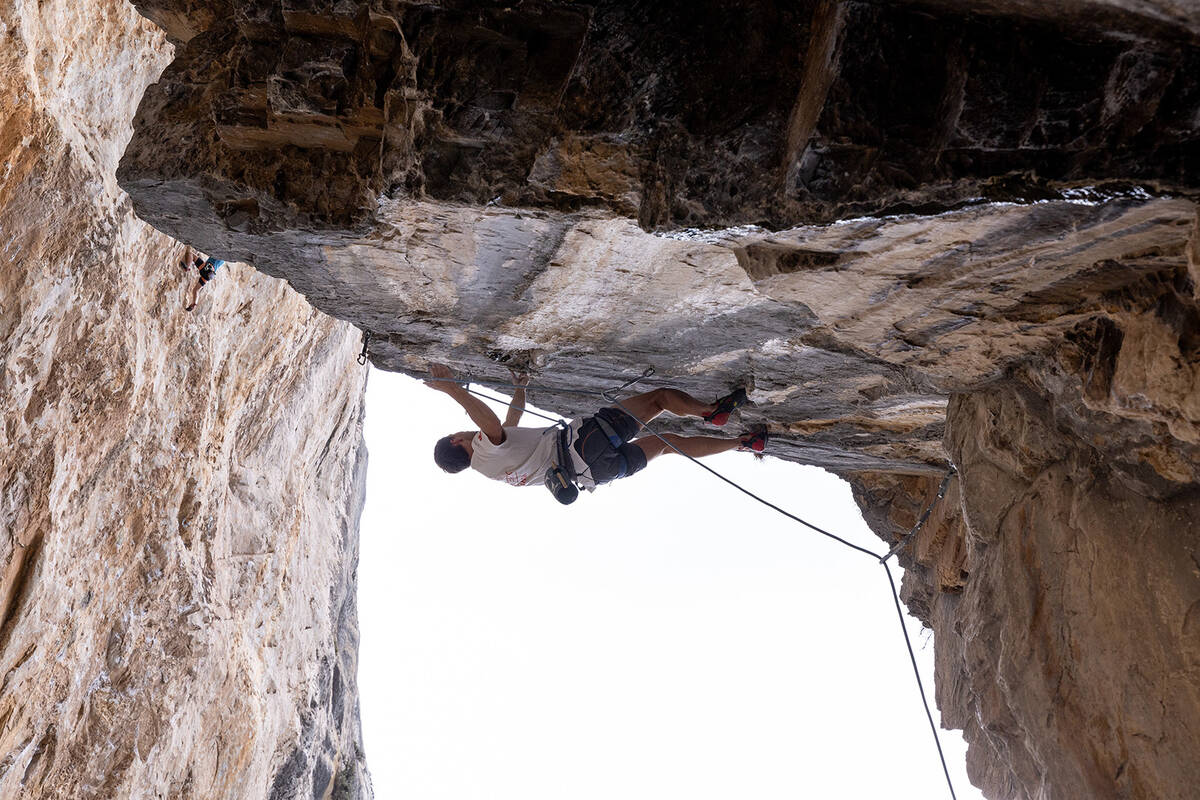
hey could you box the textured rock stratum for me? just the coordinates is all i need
[1,2,371,799]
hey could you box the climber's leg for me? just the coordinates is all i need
[617,388,717,424]
[633,432,743,463]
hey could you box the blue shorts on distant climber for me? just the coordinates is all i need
[197,256,224,285]
[179,246,228,312]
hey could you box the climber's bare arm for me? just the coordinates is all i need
[503,369,529,427]
[424,363,504,444]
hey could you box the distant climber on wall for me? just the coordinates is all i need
[178,246,226,311]
[424,363,767,504]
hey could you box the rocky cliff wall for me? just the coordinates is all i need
[114,2,1199,799]
[0,2,370,798]
[935,380,1200,800]
[4,0,1197,799]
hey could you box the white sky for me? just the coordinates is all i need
[358,369,985,800]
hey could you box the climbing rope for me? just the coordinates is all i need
[424,369,960,799]
[462,384,565,426]
[883,561,959,800]
[609,393,882,558]
[880,466,958,564]
[602,367,657,402]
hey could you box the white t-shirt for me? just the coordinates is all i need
[470,426,559,487]
[470,422,594,489]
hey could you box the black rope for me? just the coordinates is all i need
[425,369,959,800]
[883,562,959,800]
[602,367,656,401]
[424,374,640,399]
[463,385,565,426]
[607,397,884,560]
[880,467,958,564]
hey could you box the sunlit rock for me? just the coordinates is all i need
[0,2,370,798]
[3,0,1198,799]
[117,1,1200,798]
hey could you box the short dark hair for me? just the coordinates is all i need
[434,435,471,473]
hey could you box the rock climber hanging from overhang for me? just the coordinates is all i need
[423,363,767,503]
[178,245,227,311]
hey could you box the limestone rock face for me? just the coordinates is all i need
[1,2,370,799]
[116,3,1200,800]
[5,0,1198,799]
[932,382,1200,800]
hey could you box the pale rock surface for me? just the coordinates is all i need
[0,2,370,798]
[4,1,1199,800]
[115,3,1200,800]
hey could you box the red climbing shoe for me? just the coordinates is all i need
[738,427,769,453]
[705,387,748,426]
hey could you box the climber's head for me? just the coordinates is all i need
[433,432,474,473]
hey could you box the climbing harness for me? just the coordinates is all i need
[197,256,224,286]
[424,368,961,800]
[591,413,629,478]
[357,331,370,366]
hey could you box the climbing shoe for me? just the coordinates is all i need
[738,427,769,453]
[705,387,748,426]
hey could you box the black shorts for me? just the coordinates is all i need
[573,407,648,484]
[198,265,217,285]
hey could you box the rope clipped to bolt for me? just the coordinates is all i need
[880,466,958,564]
[425,367,960,800]
[357,331,370,366]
